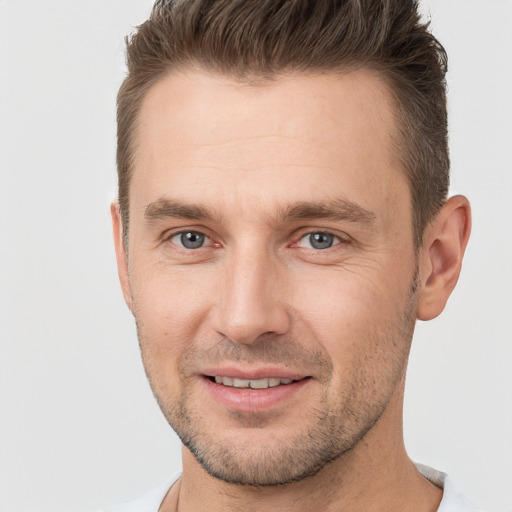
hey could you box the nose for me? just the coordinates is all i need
[212,248,291,345]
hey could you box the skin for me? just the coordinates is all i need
[112,69,471,512]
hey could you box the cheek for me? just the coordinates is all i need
[130,263,216,361]
[293,263,414,362]
[295,268,394,326]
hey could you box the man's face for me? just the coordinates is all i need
[118,70,420,485]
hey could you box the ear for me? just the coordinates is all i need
[111,201,134,313]
[417,195,471,321]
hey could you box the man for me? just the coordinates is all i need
[105,0,479,510]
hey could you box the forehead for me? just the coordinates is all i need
[131,69,407,221]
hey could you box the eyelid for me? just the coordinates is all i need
[291,229,351,247]
[160,226,350,250]
[162,227,217,249]
[298,232,339,249]
[173,231,211,248]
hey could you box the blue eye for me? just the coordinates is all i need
[172,231,207,249]
[298,232,340,250]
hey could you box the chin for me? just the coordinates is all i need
[169,400,381,487]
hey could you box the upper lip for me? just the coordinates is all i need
[201,366,308,381]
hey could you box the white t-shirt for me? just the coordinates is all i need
[101,465,484,512]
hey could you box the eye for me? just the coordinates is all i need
[297,232,341,250]
[170,231,209,249]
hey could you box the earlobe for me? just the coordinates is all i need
[110,201,134,313]
[417,195,471,321]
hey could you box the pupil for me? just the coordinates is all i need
[181,231,205,249]
[310,232,333,249]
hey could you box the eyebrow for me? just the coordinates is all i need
[144,197,376,224]
[144,198,218,222]
[280,199,376,224]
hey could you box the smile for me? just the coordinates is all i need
[202,372,310,412]
[212,376,296,389]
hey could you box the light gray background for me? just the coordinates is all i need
[0,1,511,511]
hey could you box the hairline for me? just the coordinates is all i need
[120,64,434,250]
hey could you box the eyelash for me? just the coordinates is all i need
[164,229,348,252]
[166,230,216,250]
[293,231,343,250]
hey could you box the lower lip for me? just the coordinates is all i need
[202,377,310,413]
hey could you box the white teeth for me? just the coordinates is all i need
[213,376,296,389]
[268,378,281,387]
[249,378,268,389]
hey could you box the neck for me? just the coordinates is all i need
[160,381,442,512]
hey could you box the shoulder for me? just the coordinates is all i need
[438,474,486,512]
[98,473,180,512]
[416,464,485,512]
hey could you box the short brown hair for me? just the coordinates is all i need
[117,0,449,247]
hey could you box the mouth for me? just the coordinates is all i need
[201,370,311,412]
[208,376,300,389]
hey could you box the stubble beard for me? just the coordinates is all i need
[137,272,419,487]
